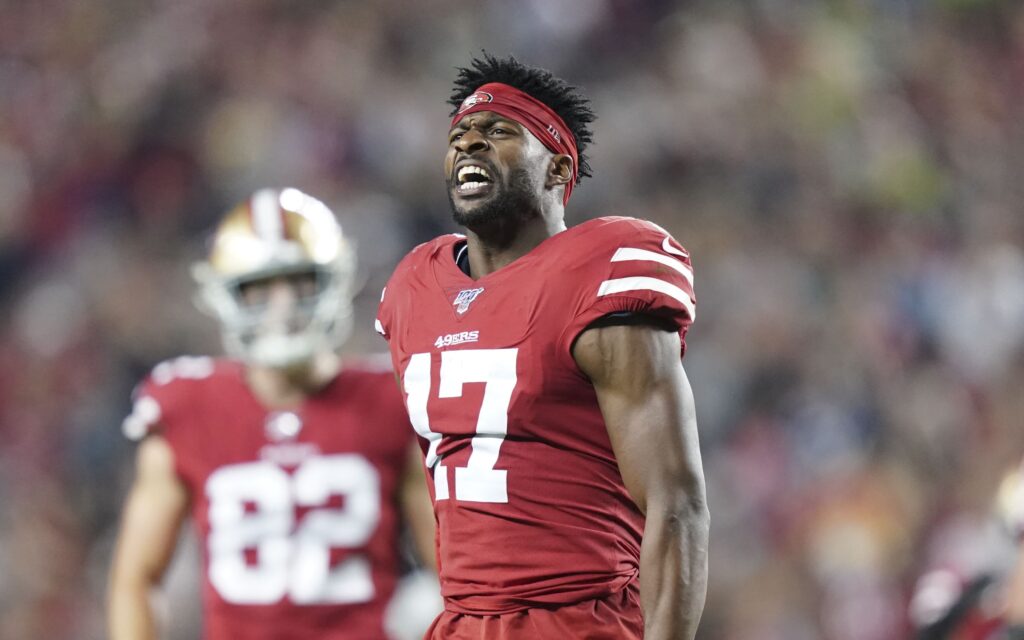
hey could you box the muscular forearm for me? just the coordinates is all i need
[108,579,160,640]
[574,324,708,636]
[640,496,710,640]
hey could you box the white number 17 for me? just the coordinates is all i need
[403,349,518,504]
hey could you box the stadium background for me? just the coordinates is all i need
[2,1,1024,638]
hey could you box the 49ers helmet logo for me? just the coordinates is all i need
[457,91,494,114]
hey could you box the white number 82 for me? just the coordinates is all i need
[205,454,380,605]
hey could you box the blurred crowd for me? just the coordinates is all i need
[2,0,1023,638]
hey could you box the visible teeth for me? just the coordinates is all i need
[458,166,491,183]
[460,181,488,190]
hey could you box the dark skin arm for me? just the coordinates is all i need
[573,322,709,640]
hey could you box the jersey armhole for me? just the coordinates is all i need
[583,311,679,332]
[564,310,683,371]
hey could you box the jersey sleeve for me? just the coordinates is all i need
[376,236,453,345]
[121,357,215,479]
[375,285,392,341]
[121,374,187,480]
[560,218,696,358]
[376,245,421,343]
[123,370,183,441]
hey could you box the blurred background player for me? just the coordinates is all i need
[107,188,437,640]
[908,465,1024,640]
[377,54,708,639]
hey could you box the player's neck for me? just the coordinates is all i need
[464,214,566,278]
[245,352,340,409]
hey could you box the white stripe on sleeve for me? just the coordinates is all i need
[597,276,696,321]
[610,247,694,288]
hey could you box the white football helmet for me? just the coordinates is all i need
[192,188,356,368]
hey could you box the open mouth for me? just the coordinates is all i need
[454,163,495,197]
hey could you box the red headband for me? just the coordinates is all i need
[451,82,579,205]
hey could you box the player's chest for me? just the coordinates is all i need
[192,401,389,472]
[393,283,553,424]
[393,304,590,446]
[397,272,569,355]
[189,407,398,532]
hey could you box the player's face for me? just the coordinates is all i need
[237,271,319,335]
[445,112,549,228]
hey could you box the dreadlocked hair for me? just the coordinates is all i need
[448,53,596,184]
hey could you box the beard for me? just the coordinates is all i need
[447,167,540,241]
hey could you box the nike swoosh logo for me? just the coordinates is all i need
[662,236,688,258]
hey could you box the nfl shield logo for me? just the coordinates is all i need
[265,412,302,441]
[453,287,484,314]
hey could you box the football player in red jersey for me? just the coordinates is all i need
[107,189,436,640]
[376,54,709,639]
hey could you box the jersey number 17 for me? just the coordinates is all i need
[403,349,518,504]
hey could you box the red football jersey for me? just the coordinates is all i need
[376,216,695,615]
[122,357,414,640]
